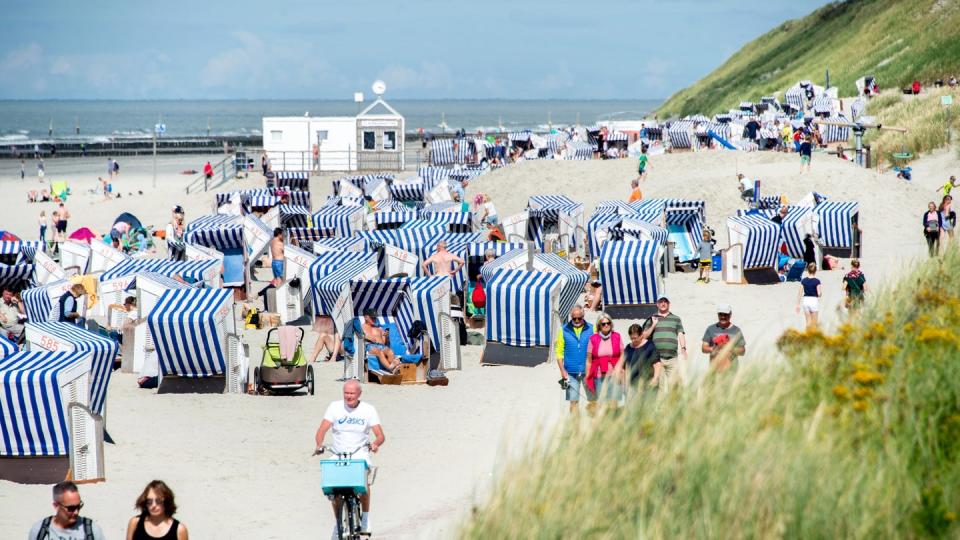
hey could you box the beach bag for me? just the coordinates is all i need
[925,219,939,233]
[471,281,486,308]
[426,369,449,386]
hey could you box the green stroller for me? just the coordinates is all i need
[254,327,314,395]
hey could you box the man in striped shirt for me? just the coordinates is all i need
[644,296,687,390]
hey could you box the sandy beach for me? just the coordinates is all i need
[0,146,954,538]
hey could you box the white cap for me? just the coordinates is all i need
[716,303,732,314]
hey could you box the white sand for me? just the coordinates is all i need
[0,147,950,538]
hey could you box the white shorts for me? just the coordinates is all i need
[801,296,819,313]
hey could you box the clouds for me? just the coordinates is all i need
[0,1,834,99]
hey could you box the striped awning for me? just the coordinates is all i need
[147,288,233,377]
[351,279,409,317]
[816,201,858,249]
[312,258,380,317]
[0,334,17,359]
[374,211,420,228]
[311,236,369,254]
[0,263,34,289]
[481,249,587,318]
[272,171,309,190]
[598,240,662,305]
[485,269,561,347]
[99,258,218,283]
[727,215,781,270]
[0,350,89,456]
[24,322,117,416]
[21,279,73,323]
[185,214,244,251]
[312,205,363,237]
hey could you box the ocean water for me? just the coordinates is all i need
[0,99,660,144]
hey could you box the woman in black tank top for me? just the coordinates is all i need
[125,480,190,540]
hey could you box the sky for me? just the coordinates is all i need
[0,0,833,101]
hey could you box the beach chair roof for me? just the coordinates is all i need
[185,214,244,251]
[0,333,17,359]
[99,258,218,283]
[146,288,233,377]
[25,321,117,416]
[311,236,369,254]
[727,215,781,270]
[485,269,562,348]
[0,350,90,456]
[312,258,380,317]
[598,240,663,306]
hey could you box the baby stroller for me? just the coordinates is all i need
[254,326,314,395]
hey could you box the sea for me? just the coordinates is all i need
[0,99,660,144]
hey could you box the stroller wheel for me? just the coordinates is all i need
[306,365,315,396]
[254,367,265,395]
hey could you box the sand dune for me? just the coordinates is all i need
[0,147,945,538]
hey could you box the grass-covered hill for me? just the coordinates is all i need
[657,0,960,118]
[462,247,960,538]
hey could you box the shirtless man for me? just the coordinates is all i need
[270,228,285,286]
[421,241,464,279]
[361,309,399,373]
[57,203,71,243]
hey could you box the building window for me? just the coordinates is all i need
[316,130,328,142]
[383,131,396,151]
[362,131,376,151]
[270,130,283,142]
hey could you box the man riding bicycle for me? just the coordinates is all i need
[315,379,385,536]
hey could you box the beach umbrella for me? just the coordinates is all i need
[68,227,98,244]
[0,231,21,242]
[113,212,143,230]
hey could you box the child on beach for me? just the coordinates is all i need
[637,146,649,180]
[697,231,713,283]
[799,135,813,173]
[39,211,47,247]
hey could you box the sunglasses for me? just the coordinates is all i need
[571,317,584,322]
[58,502,84,513]
[599,321,612,327]
[146,497,165,507]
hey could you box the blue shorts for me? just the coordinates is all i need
[365,343,386,354]
[271,259,284,279]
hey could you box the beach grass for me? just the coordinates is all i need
[862,87,960,165]
[657,0,960,120]
[460,248,960,538]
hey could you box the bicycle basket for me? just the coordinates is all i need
[321,459,368,495]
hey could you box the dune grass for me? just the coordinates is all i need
[657,0,960,119]
[461,249,960,538]
[861,87,960,165]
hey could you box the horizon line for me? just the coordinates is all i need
[0,97,665,103]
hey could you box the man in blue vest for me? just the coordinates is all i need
[555,305,594,412]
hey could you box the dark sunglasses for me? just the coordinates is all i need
[571,317,584,322]
[59,502,84,513]
[599,321,612,327]
[146,497,165,506]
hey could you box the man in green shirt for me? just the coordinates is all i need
[643,296,687,391]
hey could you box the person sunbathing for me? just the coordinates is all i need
[309,315,342,363]
[361,310,400,373]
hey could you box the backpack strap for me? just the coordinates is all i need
[37,516,52,540]
[82,517,94,540]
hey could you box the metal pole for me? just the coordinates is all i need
[152,130,157,188]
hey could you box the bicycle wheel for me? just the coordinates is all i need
[346,496,361,539]
[336,496,349,540]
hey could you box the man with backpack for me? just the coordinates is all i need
[28,481,106,539]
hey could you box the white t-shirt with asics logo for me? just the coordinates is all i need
[323,400,380,454]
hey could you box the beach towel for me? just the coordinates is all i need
[278,325,299,360]
[70,274,99,308]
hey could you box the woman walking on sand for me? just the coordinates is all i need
[923,201,943,257]
[796,263,822,330]
[939,195,956,245]
[125,480,189,540]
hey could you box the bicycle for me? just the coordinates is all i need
[313,444,376,540]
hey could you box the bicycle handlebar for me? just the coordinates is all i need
[312,443,370,457]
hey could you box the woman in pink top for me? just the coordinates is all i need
[585,314,624,408]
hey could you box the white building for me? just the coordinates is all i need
[262,90,405,173]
